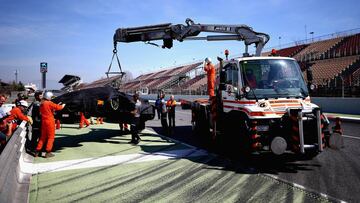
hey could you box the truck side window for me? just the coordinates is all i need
[224,64,238,87]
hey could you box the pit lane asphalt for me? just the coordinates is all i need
[151,107,360,202]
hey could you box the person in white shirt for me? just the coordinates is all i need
[129,92,142,144]
[160,92,168,134]
[0,95,7,119]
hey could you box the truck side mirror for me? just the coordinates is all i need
[218,56,226,91]
[309,84,316,91]
[235,87,244,99]
[219,70,226,90]
[306,68,313,82]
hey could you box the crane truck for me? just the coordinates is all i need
[113,18,333,156]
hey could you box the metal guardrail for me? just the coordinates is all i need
[0,108,33,202]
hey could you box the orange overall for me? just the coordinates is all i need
[204,63,216,97]
[5,107,30,131]
[55,119,61,129]
[79,112,90,128]
[96,117,104,124]
[36,101,64,152]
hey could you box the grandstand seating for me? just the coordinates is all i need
[310,55,359,85]
[120,62,203,92]
[275,45,308,57]
[122,81,138,90]
[78,75,122,90]
[261,45,307,57]
[294,37,343,61]
[178,62,203,74]
[187,76,207,90]
[135,73,152,80]
[331,33,360,56]
[149,76,172,89]
[180,74,206,89]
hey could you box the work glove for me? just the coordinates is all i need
[27,116,33,125]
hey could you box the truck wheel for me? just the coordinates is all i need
[192,108,210,138]
[225,114,251,156]
[237,127,251,155]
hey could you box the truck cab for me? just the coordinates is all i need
[192,56,329,156]
[220,56,312,117]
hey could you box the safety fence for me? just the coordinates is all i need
[0,110,32,202]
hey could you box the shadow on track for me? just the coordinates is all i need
[52,122,321,176]
[53,128,127,151]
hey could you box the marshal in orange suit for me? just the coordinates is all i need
[204,57,216,98]
[36,92,65,158]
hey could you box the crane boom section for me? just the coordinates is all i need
[114,18,269,56]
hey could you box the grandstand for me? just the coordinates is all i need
[294,37,343,61]
[330,33,360,57]
[307,55,360,85]
[83,30,359,97]
[77,75,122,90]
[120,62,204,94]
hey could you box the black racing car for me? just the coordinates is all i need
[52,87,155,129]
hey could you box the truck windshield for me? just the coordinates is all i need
[240,59,309,99]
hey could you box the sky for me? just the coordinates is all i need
[0,0,359,89]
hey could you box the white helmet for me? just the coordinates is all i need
[204,57,212,64]
[43,91,54,100]
[19,100,29,108]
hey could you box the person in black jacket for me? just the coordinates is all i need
[28,91,42,152]
[159,92,168,134]
[166,95,176,134]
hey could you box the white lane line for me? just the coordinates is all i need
[343,134,360,140]
[29,149,208,174]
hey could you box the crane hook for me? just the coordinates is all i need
[185,18,195,26]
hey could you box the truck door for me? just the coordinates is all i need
[221,62,240,112]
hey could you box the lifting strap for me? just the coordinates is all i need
[106,48,125,79]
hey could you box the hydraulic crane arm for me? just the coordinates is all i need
[113,18,270,56]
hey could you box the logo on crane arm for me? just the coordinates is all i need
[214,26,230,32]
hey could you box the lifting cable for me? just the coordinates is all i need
[106,45,125,79]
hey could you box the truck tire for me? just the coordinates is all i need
[225,113,251,156]
[192,106,210,138]
[237,121,251,156]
